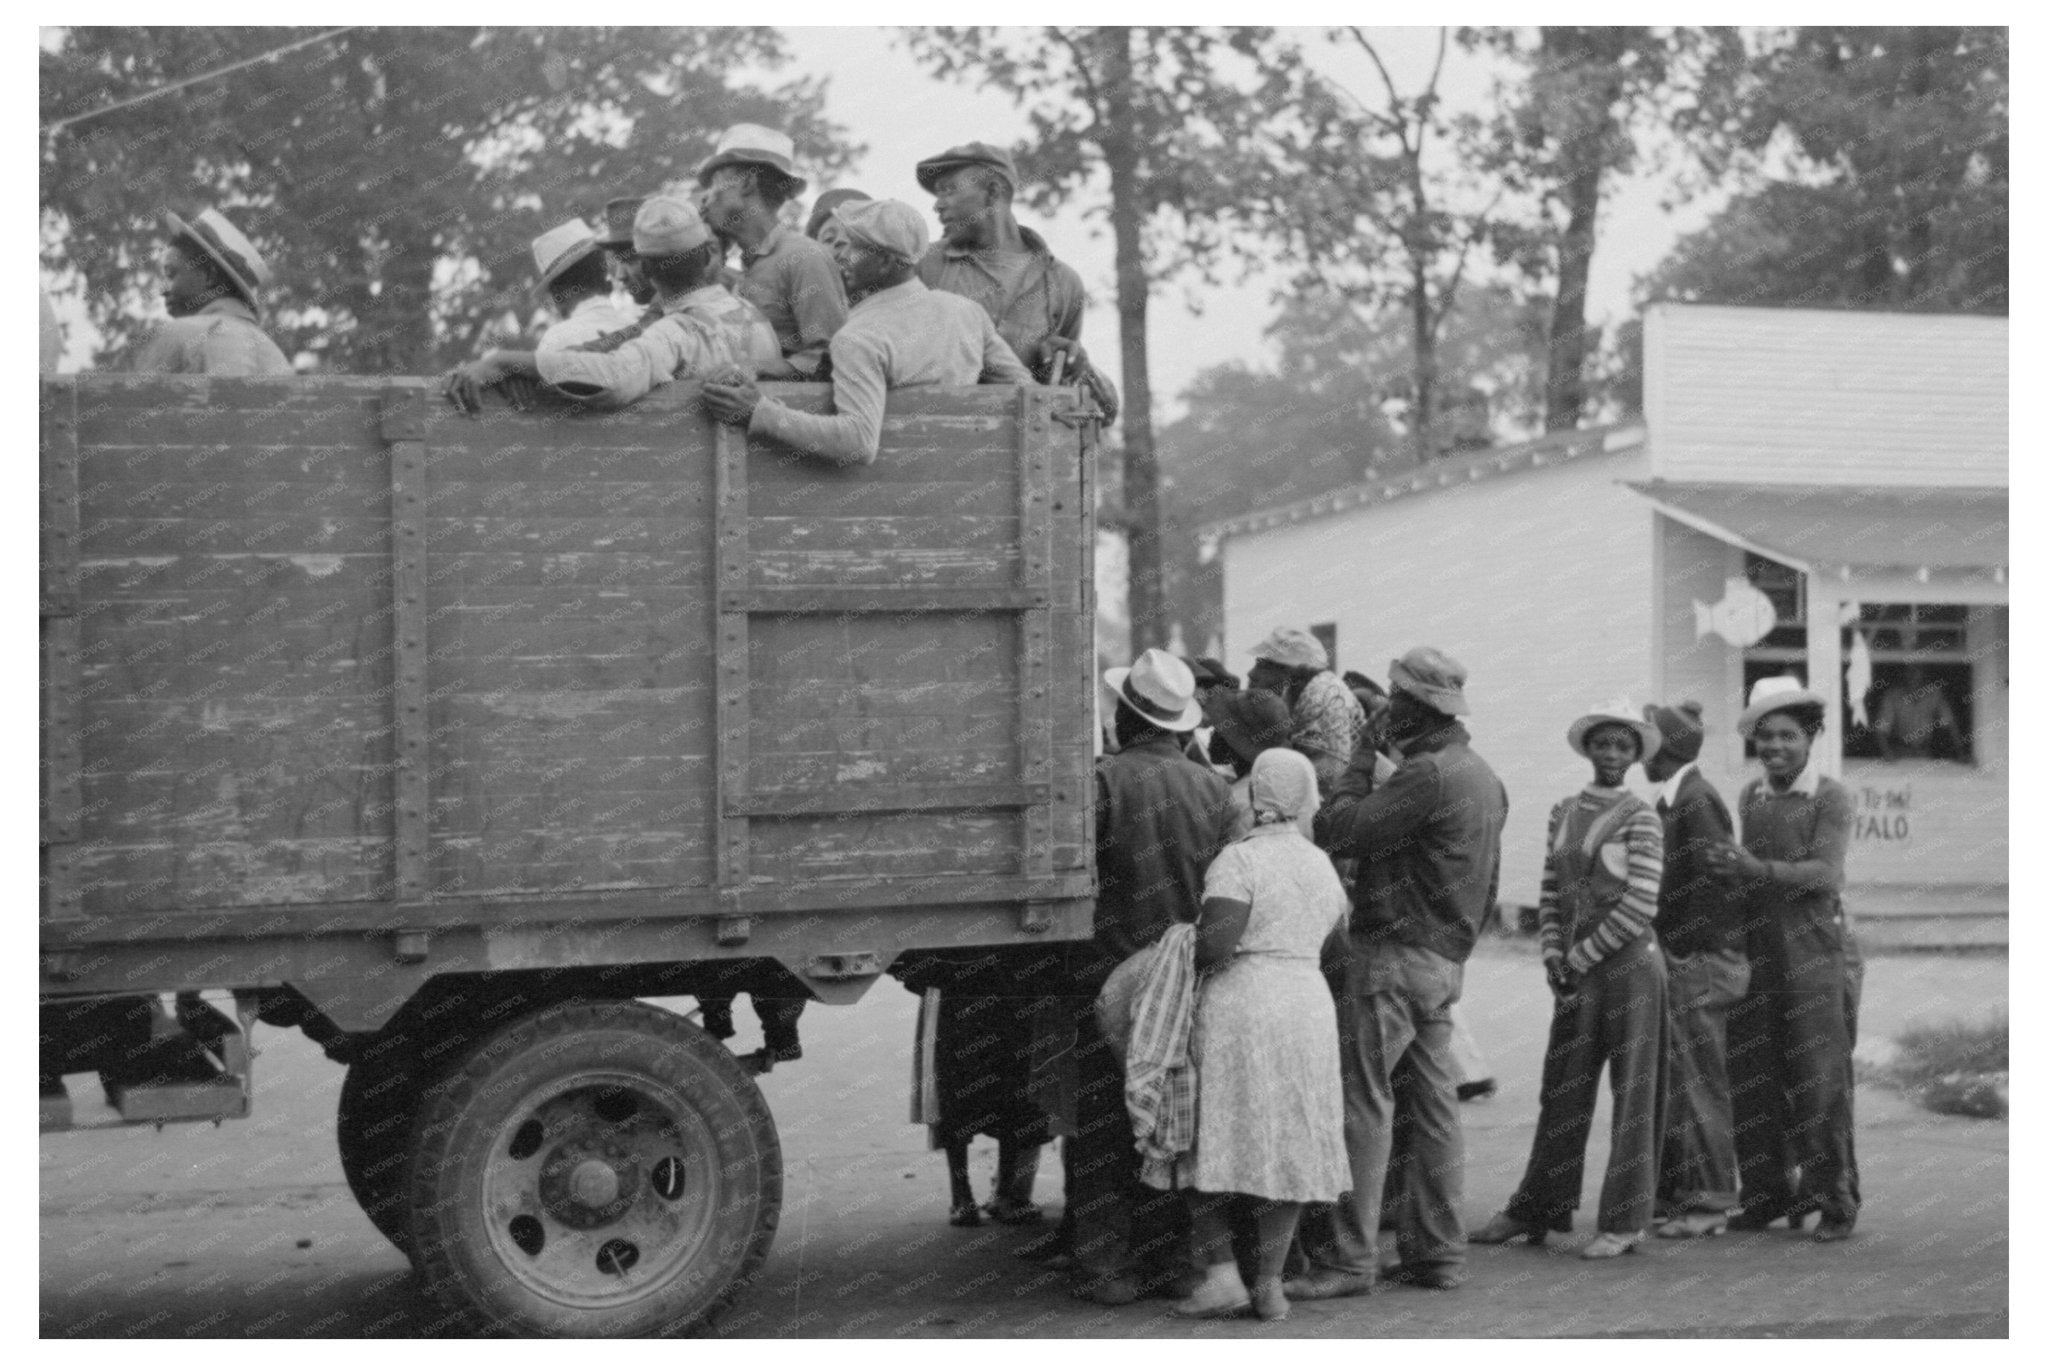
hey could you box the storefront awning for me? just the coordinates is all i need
[1628,481,2008,599]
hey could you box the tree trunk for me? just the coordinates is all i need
[1545,157,1601,431]
[1103,29,1165,653]
[1408,250,1435,464]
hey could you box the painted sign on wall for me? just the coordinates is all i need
[1851,780,1912,846]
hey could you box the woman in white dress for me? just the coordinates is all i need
[1176,749,1352,1322]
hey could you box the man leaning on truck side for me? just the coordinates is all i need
[701,198,1034,465]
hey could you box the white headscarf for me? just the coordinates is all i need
[1248,747,1320,833]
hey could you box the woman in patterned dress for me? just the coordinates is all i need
[1175,749,1351,1322]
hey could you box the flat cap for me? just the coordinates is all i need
[600,196,645,248]
[632,195,713,258]
[914,141,1019,196]
[833,198,928,265]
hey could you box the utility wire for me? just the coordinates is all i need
[41,27,359,136]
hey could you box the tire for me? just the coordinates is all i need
[336,1042,421,1255]
[405,999,782,1337]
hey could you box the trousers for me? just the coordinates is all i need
[1505,934,1666,1234]
[1299,941,1466,1274]
[1066,1006,1189,1288]
[1657,946,1750,1213]
[1728,918,1859,1224]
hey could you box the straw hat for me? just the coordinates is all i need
[1736,675,1828,739]
[530,220,600,289]
[697,123,808,193]
[1567,698,1662,762]
[1103,648,1203,733]
[163,207,272,306]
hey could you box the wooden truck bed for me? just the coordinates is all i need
[39,376,1096,1029]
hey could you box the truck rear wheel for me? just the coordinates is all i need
[336,1041,428,1255]
[405,999,781,1337]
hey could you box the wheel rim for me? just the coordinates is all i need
[478,1069,724,1310]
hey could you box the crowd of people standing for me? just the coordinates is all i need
[907,634,1864,1322]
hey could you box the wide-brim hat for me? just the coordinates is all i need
[532,220,600,289]
[1202,688,1293,761]
[697,123,808,193]
[164,207,271,306]
[1388,646,1470,716]
[1104,648,1203,733]
[1737,675,1828,739]
[1568,698,1662,762]
[914,141,1019,196]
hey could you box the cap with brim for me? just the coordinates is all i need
[532,220,600,290]
[600,196,646,248]
[1568,699,1662,763]
[805,188,872,241]
[632,196,713,258]
[1737,676,1829,739]
[833,198,928,265]
[1644,701,1706,764]
[1388,646,1471,717]
[1252,626,1328,672]
[696,123,808,194]
[1103,648,1203,733]
[914,141,1020,196]
[164,208,271,307]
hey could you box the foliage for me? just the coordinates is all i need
[900,26,1313,652]
[1641,26,2007,312]
[40,27,857,372]
[1884,1009,2007,1120]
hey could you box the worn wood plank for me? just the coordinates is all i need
[429,652,704,694]
[750,711,1017,754]
[76,551,391,600]
[86,478,393,522]
[419,515,708,556]
[82,444,390,485]
[75,837,395,915]
[78,514,391,557]
[430,690,715,760]
[427,604,705,665]
[746,478,1015,519]
[749,545,1018,586]
[432,846,716,896]
[750,515,1019,554]
[430,786,710,834]
[76,380,381,448]
[423,550,704,591]
[747,747,1016,791]
[423,479,712,520]
[748,812,1021,880]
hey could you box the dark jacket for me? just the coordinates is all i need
[1315,721,1508,965]
[1655,766,1743,958]
[1078,731,1234,991]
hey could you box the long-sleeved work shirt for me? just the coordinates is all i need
[129,297,291,376]
[748,278,1033,467]
[917,226,1084,383]
[535,294,646,356]
[1654,764,1743,958]
[536,284,778,410]
[1735,764,1852,956]
[1315,720,1509,965]
[737,224,848,378]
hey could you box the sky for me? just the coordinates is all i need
[774,25,1728,419]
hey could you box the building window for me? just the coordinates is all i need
[1739,557,1976,763]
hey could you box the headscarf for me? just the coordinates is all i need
[1247,747,1319,831]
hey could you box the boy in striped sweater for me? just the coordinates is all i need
[1472,700,1667,1260]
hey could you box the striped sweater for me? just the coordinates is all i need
[1539,786,1665,976]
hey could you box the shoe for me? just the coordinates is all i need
[1654,1210,1729,1240]
[948,1200,982,1228]
[1469,1211,1547,1246]
[1280,1270,1376,1301]
[1456,1078,1498,1102]
[982,1196,1045,1226]
[1580,1231,1643,1260]
[1252,1282,1290,1322]
[1730,1205,1809,1232]
[1381,1261,1466,1290]
[763,1037,802,1063]
[1012,1227,1072,1262]
[1172,1273,1252,1319]
[1071,1275,1142,1307]
[1146,1271,1207,1301]
[1813,1217,1856,1243]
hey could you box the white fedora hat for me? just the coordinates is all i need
[531,219,600,289]
[1567,697,1662,763]
[1103,648,1203,733]
[164,207,272,306]
[697,123,808,193]
[1737,675,1828,739]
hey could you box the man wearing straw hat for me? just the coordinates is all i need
[697,123,848,379]
[524,219,643,355]
[129,207,291,376]
[701,198,1034,467]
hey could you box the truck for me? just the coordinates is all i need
[38,372,1100,1336]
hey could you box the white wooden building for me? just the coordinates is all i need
[1205,304,2009,934]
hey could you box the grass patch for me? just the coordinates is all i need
[1885,1009,2008,1119]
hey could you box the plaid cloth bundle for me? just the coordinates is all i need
[1124,922,1199,1191]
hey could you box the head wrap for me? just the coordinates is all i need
[1248,748,1320,830]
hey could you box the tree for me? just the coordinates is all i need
[1262,27,1504,466]
[1462,27,1686,430]
[901,26,1310,653]
[40,27,856,372]
[1644,26,2007,312]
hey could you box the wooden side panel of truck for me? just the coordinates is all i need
[40,376,1096,1028]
